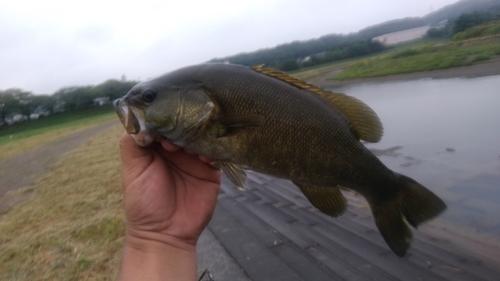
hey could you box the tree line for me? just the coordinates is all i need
[209,0,500,71]
[3,1,499,127]
[0,79,137,127]
[209,34,387,71]
[427,9,500,38]
[207,16,432,70]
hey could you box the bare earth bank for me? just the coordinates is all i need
[313,57,500,88]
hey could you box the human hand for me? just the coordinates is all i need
[118,133,221,281]
[119,133,221,245]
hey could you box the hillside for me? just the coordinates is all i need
[209,0,500,69]
[291,32,500,89]
[424,0,500,24]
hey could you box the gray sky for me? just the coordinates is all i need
[0,0,458,94]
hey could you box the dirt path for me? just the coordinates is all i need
[0,120,120,209]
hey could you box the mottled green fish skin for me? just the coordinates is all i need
[146,64,389,196]
[119,63,446,257]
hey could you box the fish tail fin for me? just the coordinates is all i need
[372,174,447,257]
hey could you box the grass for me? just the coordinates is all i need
[0,106,118,161]
[453,20,500,41]
[0,106,116,141]
[0,124,125,280]
[290,38,445,81]
[331,36,500,80]
[291,59,356,81]
[289,32,500,82]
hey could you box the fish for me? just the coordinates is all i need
[114,63,446,257]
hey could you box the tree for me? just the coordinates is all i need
[368,40,385,53]
[278,59,300,71]
[31,94,56,115]
[426,27,445,38]
[1,88,34,121]
[452,11,498,34]
[93,79,138,101]
[424,0,500,25]
[53,86,94,111]
[0,91,16,125]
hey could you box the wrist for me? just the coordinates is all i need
[119,228,198,281]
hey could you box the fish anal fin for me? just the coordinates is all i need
[219,160,247,190]
[215,114,265,138]
[293,182,347,218]
[251,65,383,142]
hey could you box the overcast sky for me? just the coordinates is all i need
[0,0,458,94]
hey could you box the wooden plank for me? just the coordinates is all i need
[208,205,303,281]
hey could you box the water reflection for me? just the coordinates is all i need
[330,75,500,236]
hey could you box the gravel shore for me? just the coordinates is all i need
[313,56,500,87]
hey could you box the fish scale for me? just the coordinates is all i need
[199,65,378,185]
[114,63,446,257]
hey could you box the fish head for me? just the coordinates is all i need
[114,80,215,147]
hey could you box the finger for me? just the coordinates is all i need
[207,161,221,170]
[160,138,181,152]
[119,133,150,162]
[198,155,221,170]
[156,148,221,182]
[184,148,196,155]
[119,132,153,181]
[198,155,214,163]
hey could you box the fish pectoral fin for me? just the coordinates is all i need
[293,182,347,218]
[218,160,247,190]
[215,114,265,138]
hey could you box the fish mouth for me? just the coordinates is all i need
[113,98,155,147]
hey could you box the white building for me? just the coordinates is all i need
[93,97,111,107]
[372,26,431,45]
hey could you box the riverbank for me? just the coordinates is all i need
[312,56,500,87]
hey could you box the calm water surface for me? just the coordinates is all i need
[330,75,500,236]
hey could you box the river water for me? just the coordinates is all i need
[330,75,500,236]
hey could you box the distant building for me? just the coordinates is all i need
[435,20,448,30]
[298,51,325,63]
[93,97,111,107]
[53,100,66,113]
[372,26,431,46]
[6,114,28,125]
[30,107,51,120]
[299,56,311,63]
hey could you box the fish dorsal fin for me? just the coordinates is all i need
[251,65,383,142]
[322,92,383,142]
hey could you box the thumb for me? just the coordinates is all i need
[119,132,153,184]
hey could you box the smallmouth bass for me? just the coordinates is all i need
[114,63,446,256]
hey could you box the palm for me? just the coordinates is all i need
[120,135,221,245]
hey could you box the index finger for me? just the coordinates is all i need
[160,138,182,152]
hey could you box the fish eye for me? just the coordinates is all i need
[142,89,156,103]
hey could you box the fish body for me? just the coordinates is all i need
[114,63,446,256]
